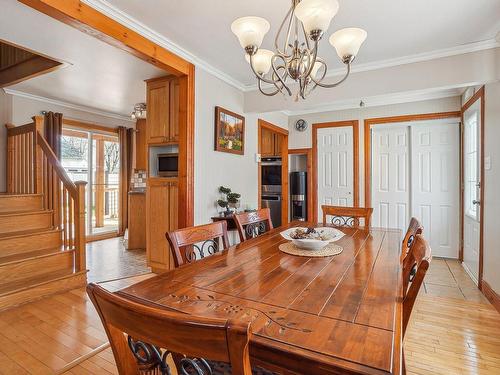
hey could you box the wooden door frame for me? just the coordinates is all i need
[258,119,289,226]
[461,86,485,288]
[363,112,461,210]
[312,120,360,222]
[21,0,195,229]
[288,148,313,222]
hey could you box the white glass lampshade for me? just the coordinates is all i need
[329,27,367,60]
[294,0,339,35]
[310,61,323,78]
[245,49,274,75]
[231,16,270,49]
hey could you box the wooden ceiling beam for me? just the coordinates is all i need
[18,0,192,77]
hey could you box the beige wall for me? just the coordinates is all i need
[483,81,500,294]
[288,96,462,206]
[194,68,287,226]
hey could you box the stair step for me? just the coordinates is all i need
[0,210,53,235]
[0,248,75,284]
[0,228,62,256]
[0,269,87,311]
[0,194,43,213]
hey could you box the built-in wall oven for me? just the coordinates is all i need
[261,157,282,227]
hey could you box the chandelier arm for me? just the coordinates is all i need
[274,4,294,57]
[301,40,319,80]
[271,55,292,96]
[307,59,328,94]
[314,63,351,88]
[257,79,280,97]
[301,21,311,50]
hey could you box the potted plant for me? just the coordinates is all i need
[217,186,241,216]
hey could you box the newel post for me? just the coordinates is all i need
[74,181,87,272]
[33,116,44,195]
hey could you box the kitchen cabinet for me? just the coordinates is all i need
[146,76,179,144]
[134,119,147,171]
[127,191,146,250]
[146,177,178,271]
[261,127,284,156]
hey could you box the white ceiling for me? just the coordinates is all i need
[1,0,165,118]
[102,0,500,87]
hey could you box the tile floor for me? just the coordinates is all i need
[86,237,149,283]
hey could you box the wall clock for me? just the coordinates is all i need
[295,119,308,132]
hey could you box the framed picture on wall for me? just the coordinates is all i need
[214,106,245,155]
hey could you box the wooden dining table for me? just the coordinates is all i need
[118,222,403,375]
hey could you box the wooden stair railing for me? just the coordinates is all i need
[5,117,87,272]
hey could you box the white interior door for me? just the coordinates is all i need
[371,126,410,234]
[411,123,460,258]
[371,120,460,258]
[317,126,354,222]
[463,101,481,283]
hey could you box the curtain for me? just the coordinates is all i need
[118,126,134,235]
[44,111,63,158]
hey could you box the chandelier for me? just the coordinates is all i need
[130,103,146,120]
[231,0,367,100]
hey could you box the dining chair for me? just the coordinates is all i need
[87,282,254,375]
[402,234,432,335]
[400,217,423,264]
[166,221,230,267]
[234,208,274,242]
[321,205,373,228]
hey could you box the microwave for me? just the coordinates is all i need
[157,153,179,177]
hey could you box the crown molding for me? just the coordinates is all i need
[83,0,498,95]
[244,39,500,92]
[3,88,134,123]
[82,0,247,91]
[282,88,463,117]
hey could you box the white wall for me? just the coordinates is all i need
[0,90,13,192]
[483,81,500,295]
[288,96,461,206]
[194,68,287,225]
[0,92,134,193]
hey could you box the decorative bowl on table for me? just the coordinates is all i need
[280,227,345,251]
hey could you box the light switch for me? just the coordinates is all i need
[255,153,261,163]
[485,156,492,170]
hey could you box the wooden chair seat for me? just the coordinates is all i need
[87,283,255,375]
[233,208,273,242]
[166,221,230,267]
[205,360,277,375]
[321,205,373,228]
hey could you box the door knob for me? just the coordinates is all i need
[472,200,481,205]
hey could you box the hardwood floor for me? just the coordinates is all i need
[0,260,498,374]
[86,237,149,283]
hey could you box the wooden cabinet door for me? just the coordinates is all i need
[146,79,170,144]
[261,128,275,156]
[169,79,180,142]
[274,133,283,156]
[168,181,179,268]
[146,178,171,270]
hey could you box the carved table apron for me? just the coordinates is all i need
[118,223,403,375]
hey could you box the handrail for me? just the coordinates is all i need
[6,122,35,136]
[35,131,78,198]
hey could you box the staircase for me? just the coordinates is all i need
[1,117,88,310]
[0,194,87,310]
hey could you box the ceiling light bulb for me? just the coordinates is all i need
[231,16,270,50]
[295,0,339,37]
[245,49,274,75]
[329,27,367,62]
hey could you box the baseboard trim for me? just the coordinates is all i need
[481,280,500,314]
